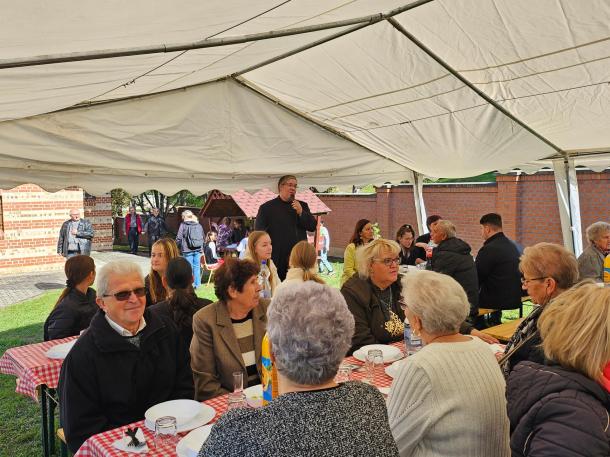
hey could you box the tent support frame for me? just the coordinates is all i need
[412,172,428,236]
[0,1,434,69]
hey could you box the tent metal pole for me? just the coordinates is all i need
[387,17,564,155]
[412,172,428,236]
[0,1,434,69]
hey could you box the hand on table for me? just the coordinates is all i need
[470,329,499,344]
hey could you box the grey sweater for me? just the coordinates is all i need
[199,381,399,457]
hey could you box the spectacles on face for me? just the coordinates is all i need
[373,257,400,266]
[521,277,547,286]
[282,182,298,189]
[103,287,146,301]
[398,299,408,311]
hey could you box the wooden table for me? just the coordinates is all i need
[481,318,523,342]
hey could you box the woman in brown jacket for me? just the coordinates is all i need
[190,258,268,400]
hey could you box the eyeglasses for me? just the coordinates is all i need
[103,287,146,301]
[281,182,298,189]
[373,257,400,266]
[521,277,547,286]
[398,299,408,311]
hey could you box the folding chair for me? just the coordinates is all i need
[200,251,222,286]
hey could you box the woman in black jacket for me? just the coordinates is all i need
[507,282,610,456]
[44,255,97,341]
[149,257,212,356]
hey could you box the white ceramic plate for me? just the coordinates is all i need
[145,399,202,427]
[244,384,263,408]
[145,403,215,433]
[44,340,76,359]
[176,425,214,457]
[384,359,408,379]
[353,344,403,363]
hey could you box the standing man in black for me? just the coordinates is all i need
[143,207,167,255]
[255,175,317,280]
[476,213,523,326]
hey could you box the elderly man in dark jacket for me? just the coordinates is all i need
[476,213,522,325]
[58,260,194,453]
[428,220,479,318]
[57,209,95,257]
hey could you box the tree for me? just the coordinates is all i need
[111,189,131,217]
[131,190,207,218]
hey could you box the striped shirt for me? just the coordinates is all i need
[231,312,259,385]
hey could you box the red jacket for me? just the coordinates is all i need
[125,214,142,234]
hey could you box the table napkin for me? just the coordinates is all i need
[112,428,149,454]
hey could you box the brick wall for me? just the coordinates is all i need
[318,170,610,257]
[0,185,112,275]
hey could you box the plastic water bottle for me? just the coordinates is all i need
[259,260,272,299]
[404,318,422,355]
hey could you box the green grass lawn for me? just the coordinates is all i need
[0,258,522,456]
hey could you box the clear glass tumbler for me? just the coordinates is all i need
[365,349,384,386]
[227,371,248,411]
[154,416,177,448]
[336,364,353,383]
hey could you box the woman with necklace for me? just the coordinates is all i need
[387,270,510,457]
[340,238,405,354]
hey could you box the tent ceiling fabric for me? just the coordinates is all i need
[1,0,609,194]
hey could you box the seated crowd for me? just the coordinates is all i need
[49,213,610,456]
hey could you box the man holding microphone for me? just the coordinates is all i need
[255,175,317,280]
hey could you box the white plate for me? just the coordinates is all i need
[385,359,408,379]
[145,399,202,427]
[378,386,391,396]
[145,403,215,433]
[353,344,403,364]
[176,425,213,457]
[244,384,263,408]
[45,340,76,359]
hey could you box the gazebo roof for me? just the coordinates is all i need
[200,188,331,219]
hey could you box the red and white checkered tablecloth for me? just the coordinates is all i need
[74,395,228,457]
[0,336,77,401]
[74,341,404,457]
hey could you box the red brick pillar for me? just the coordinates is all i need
[495,174,520,241]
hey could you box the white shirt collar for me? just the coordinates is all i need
[105,314,147,337]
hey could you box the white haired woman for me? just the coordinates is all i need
[198,282,399,457]
[507,282,610,455]
[340,238,406,354]
[578,221,610,281]
[387,270,510,457]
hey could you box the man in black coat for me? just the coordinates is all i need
[428,220,479,318]
[411,215,442,264]
[58,260,194,453]
[476,213,523,326]
[57,209,95,257]
[142,207,167,254]
[255,175,317,280]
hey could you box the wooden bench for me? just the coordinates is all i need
[477,308,498,317]
[481,318,524,343]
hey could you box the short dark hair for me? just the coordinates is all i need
[214,258,260,302]
[278,175,297,190]
[480,213,502,229]
[426,215,442,230]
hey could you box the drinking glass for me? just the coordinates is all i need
[364,349,384,386]
[336,364,352,383]
[154,416,177,448]
[227,371,248,411]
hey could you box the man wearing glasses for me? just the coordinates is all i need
[255,175,317,280]
[58,260,194,453]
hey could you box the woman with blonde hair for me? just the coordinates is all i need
[145,238,180,306]
[244,230,280,296]
[277,241,325,291]
[507,282,610,456]
[340,238,405,353]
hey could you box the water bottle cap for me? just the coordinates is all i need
[261,260,267,265]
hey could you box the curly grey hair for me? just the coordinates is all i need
[400,270,469,334]
[586,221,610,244]
[355,238,401,279]
[267,282,355,385]
[96,260,144,296]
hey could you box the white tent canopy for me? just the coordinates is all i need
[1,0,609,194]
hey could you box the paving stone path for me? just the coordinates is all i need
[0,251,151,308]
